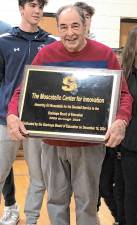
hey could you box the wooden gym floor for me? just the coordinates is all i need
[0,160,114,225]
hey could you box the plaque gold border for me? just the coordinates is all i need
[19,65,122,142]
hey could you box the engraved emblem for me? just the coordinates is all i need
[62,75,77,92]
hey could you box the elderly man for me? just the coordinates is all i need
[0,1,55,225]
[7,4,132,225]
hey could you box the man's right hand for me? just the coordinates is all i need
[7,114,28,140]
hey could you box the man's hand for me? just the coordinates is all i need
[105,119,127,148]
[7,114,28,140]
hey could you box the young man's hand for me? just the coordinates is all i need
[7,114,28,140]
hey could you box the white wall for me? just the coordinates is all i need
[0,0,137,48]
[0,0,20,25]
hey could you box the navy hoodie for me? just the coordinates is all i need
[0,27,55,125]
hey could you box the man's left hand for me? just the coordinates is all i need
[105,119,126,148]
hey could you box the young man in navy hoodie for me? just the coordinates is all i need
[0,20,18,225]
[0,1,55,225]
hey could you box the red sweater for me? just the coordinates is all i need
[8,40,133,147]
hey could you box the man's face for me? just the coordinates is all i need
[83,10,91,36]
[19,0,44,26]
[58,8,87,52]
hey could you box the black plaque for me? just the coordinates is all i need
[19,65,121,142]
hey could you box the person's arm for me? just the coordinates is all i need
[7,46,47,140]
[7,86,28,140]
[105,74,133,147]
[105,119,127,147]
[116,75,133,123]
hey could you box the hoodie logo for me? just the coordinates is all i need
[14,47,20,52]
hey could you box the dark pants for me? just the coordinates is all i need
[119,149,137,225]
[99,149,117,220]
[113,151,125,225]
[99,148,125,225]
[2,167,16,206]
